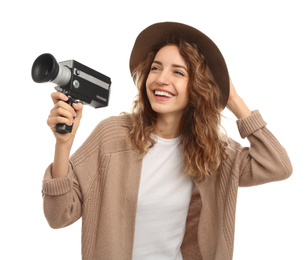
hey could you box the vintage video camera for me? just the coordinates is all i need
[31,53,111,134]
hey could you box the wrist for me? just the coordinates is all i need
[55,139,73,154]
[227,95,252,119]
[52,141,72,179]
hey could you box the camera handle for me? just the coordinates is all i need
[55,96,81,134]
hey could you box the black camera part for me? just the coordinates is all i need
[55,96,81,134]
[31,53,111,134]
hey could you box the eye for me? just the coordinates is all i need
[174,70,185,76]
[150,66,159,71]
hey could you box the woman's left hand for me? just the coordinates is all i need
[228,77,238,102]
[226,77,252,119]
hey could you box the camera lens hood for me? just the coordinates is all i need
[31,53,59,83]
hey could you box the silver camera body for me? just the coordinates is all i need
[55,59,111,108]
[32,53,111,133]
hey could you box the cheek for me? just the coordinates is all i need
[145,73,154,88]
[145,75,155,95]
[181,82,190,101]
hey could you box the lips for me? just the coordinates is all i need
[154,89,175,98]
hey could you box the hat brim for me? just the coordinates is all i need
[129,22,230,108]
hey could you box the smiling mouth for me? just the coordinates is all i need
[154,90,174,98]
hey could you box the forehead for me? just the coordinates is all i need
[154,45,187,66]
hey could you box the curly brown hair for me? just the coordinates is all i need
[127,36,228,181]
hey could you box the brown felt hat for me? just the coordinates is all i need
[129,21,230,108]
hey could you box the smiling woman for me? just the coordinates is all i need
[129,36,226,180]
[41,22,292,260]
[145,45,190,134]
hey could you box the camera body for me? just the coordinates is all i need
[31,53,111,133]
[56,59,111,108]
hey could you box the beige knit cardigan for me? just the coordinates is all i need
[42,111,292,260]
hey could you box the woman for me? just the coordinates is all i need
[43,22,292,260]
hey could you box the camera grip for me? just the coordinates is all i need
[55,97,78,134]
[55,122,73,134]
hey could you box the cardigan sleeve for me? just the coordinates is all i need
[42,163,83,229]
[42,118,108,229]
[228,110,292,187]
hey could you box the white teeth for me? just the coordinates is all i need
[154,90,173,98]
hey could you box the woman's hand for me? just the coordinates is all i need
[226,78,252,119]
[228,77,238,102]
[47,92,83,144]
[47,92,84,179]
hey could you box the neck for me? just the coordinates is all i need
[154,114,182,139]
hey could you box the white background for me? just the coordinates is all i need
[1,0,307,259]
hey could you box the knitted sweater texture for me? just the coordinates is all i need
[42,111,292,260]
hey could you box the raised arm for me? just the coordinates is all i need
[225,78,292,186]
[42,92,84,228]
[226,77,252,119]
[47,92,83,179]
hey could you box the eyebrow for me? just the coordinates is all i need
[152,60,188,72]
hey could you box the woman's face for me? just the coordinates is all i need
[146,45,189,120]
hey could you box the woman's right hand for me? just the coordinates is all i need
[47,92,83,144]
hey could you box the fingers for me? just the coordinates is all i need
[72,102,83,112]
[51,92,83,114]
[72,102,83,122]
[48,102,76,129]
[47,114,73,130]
[47,93,84,133]
[51,92,68,105]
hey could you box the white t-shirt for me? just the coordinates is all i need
[132,135,193,260]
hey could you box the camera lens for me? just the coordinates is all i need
[31,53,59,83]
[31,53,71,86]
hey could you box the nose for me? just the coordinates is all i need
[155,70,170,85]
